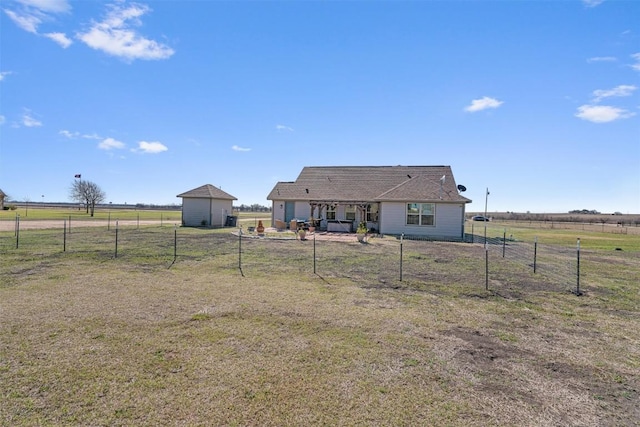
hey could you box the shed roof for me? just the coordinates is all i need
[177,184,237,200]
[267,166,471,203]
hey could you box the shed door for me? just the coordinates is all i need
[284,202,295,223]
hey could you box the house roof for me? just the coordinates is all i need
[267,166,471,203]
[177,184,237,200]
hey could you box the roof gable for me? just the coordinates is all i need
[177,184,237,200]
[267,166,471,203]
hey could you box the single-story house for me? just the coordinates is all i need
[267,165,472,240]
[177,184,237,227]
[0,188,5,210]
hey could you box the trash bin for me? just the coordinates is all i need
[226,215,237,227]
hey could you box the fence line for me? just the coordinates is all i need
[1,225,588,296]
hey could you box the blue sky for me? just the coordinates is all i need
[1,0,638,213]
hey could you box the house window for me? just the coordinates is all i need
[406,203,435,226]
[326,205,336,220]
[345,205,356,221]
[366,204,379,222]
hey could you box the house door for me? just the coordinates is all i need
[284,202,295,223]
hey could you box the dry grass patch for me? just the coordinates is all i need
[1,228,639,426]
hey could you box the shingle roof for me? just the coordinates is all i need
[267,166,471,203]
[177,184,237,200]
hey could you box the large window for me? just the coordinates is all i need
[345,205,356,221]
[366,204,379,222]
[406,203,435,226]
[326,205,336,220]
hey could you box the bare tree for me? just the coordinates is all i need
[69,180,106,217]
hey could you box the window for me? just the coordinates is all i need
[326,205,336,220]
[345,205,356,221]
[366,204,379,222]
[406,203,435,226]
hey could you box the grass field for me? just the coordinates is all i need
[1,217,638,425]
[0,206,183,222]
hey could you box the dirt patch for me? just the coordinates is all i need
[439,326,639,426]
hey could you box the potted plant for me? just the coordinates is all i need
[298,228,307,240]
[356,221,368,243]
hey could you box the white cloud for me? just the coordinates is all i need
[0,115,5,125]
[232,145,251,152]
[5,0,71,48]
[464,96,503,113]
[59,129,79,138]
[60,130,104,139]
[44,32,72,48]
[575,105,635,123]
[592,85,637,103]
[0,71,13,81]
[4,9,41,33]
[17,0,71,13]
[276,124,294,132]
[22,112,42,127]
[631,53,640,72]
[135,141,168,154]
[99,137,126,150]
[587,56,617,63]
[77,3,174,61]
[582,0,605,7]
[82,132,102,140]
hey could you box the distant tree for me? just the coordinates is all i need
[69,180,106,217]
[569,209,600,215]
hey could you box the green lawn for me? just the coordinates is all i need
[0,206,182,222]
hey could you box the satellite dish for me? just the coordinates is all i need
[457,184,467,192]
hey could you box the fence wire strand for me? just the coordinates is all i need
[2,224,584,295]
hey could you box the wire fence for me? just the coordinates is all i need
[463,219,582,294]
[1,221,592,297]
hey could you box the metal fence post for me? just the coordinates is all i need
[63,219,67,252]
[502,228,506,258]
[533,237,537,274]
[114,220,119,258]
[174,224,177,262]
[576,238,581,295]
[400,233,404,282]
[485,244,489,291]
[16,214,20,248]
[313,233,316,275]
[238,226,242,271]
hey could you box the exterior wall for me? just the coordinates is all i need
[294,201,311,220]
[210,199,233,227]
[379,202,466,239]
[182,198,210,226]
[271,200,285,224]
[271,200,311,223]
[182,198,233,227]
